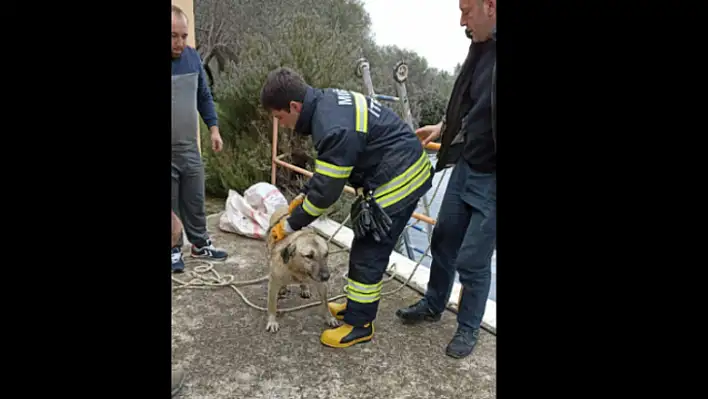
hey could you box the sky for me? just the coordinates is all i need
[361,0,470,73]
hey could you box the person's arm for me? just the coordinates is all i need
[286,128,364,231]
[192,49,218,129]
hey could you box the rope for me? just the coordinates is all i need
[172,167,444,316]
[171,240,432,313]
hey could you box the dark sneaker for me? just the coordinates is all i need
[191,239,228,260]
[395,299,442,324]
[445,327,480,359]
[171,247,185,273]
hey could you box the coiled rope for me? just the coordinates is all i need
[171,220,433,313]
[171,166,494,336]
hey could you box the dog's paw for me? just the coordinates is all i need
[266,317,280,333]
[278,286,289,299]
[325,316,341,328]
[300,287,312,298]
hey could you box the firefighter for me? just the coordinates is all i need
[261,67,433,348]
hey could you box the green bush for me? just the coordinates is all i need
[196,0,456,214]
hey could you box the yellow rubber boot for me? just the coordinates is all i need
[328,301,347,320]
[320,323,374,348]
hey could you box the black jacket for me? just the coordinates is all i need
[287,87,433,231]
[436,27,497,173]
[491,27,497,152]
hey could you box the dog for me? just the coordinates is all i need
[265,206,341,333]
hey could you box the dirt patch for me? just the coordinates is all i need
[172,213,496,399]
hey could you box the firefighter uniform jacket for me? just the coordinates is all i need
[287,86,434,232]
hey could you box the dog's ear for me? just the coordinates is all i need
[281,244,296,264]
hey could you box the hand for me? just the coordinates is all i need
[415,122,442,146]
[270,219,290,243]
[288,193,305,214]
[210,128,223,152]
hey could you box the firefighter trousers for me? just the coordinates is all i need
[344,200,419,327]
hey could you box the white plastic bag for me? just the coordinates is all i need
[218,182,288,240]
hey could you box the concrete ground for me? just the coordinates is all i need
[172,214,496,399]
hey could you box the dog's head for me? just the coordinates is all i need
[280,233,331,282]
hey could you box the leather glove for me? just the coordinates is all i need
[350,196,363,222]
[370,199,392,233]
[288,193,305,214]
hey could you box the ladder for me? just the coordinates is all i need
[354,58,435,262]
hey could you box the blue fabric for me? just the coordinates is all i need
[171,46,218,128]
[424,157,496,330]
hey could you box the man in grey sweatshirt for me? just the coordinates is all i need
[171,5,228,272]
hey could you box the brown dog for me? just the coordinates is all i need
[265,206,340,333]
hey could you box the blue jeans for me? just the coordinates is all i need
[424,157,496,330]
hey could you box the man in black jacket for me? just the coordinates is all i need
[396,0,497,359]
